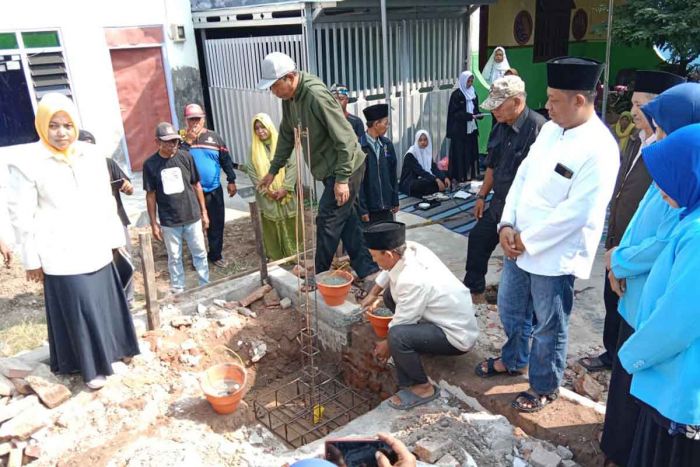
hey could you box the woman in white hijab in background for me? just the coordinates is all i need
[446,71,482,182]
[481,46,510,85]
[399,130,451,197]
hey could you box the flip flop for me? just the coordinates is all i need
[511,390,559,413]
[386,385,441,411]
[578,356,612,372]
[475,357,524,378]
[354,277,376,301]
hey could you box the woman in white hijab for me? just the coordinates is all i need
[399,130,451,197]
[446,70,482,182]
[481,47,510,85]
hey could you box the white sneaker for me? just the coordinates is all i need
[111,361,128,375]
[86,375,107,390]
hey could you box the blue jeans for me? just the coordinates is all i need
[161,220,209,292]
[497,258,574,395]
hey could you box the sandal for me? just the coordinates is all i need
[511,389,559,413]
[578,355,612,372]
[354,277,376,301]
[475,357,524,378]
[386,385,441,410]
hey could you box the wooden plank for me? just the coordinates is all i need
[138,232,160,330]
[248,201,269,284]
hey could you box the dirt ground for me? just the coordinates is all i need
[0,214,315,357]
[29,299,308,466]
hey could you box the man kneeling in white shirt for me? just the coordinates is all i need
[362,222,479,410]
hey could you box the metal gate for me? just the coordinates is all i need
[203,16,466,175]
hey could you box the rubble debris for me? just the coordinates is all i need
[0,358,33,379]
[0,442,10,456]
[223,300,241,310]
[0,375,12,397]
[7,447,22,467]
[170,316,193,328]
[240,284,273,307]
[179,354,201,367]
[197,303,207,315]
[263,289,281,307]
[280,297,292,309]
[414,437,452,463]
[0,395,40,424]
[236,307,257,319]
[0,405,49,441]
[573,373,604,401]
[212,299,227,308]
[556,445,574,461]
[249,341,267,363]
[24,442,42,459]
[180,339,198,352]
[25,364,71,409]
[529,446,562,467]
[435,453,459,466]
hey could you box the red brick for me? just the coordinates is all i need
[0,358,33,379]
[11,378,32,396]
[0,406,49,441]
[24,443,43,458]
[414,438,452,463]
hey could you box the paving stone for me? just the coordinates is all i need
[414,437,452,464]
[25,364,71,409]
[0,395,40,423]
[0,358,34,379]
[529,446,561,467]
[556,445,574,461]
[0,406,49,441]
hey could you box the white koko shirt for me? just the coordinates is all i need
[375,241,479,352]
[7,141,124,275]
[499,116,619,279]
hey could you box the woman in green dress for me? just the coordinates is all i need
[244,113,299,260]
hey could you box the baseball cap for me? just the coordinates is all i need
[184,103,206,119]
[481,75,526,111]
[155,122,181,141]
[257,52,297,90]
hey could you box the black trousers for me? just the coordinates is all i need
[204,185,225,262]
[600,318,637,466]
[383,287,464,387]
[316,169,378,278]
[600,271,621,366]
[463,208,500,294]
[409,179,439,197]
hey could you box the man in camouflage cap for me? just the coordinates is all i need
[464,76,546,305]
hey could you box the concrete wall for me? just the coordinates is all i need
[0,0,202,169]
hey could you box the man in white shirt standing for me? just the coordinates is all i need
[475,57,619,412]
[362,221,478,410]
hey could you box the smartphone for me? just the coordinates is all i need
[110,178,124,186]
[325,438,398,467]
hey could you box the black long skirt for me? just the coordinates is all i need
[628,405,700,467]
[44,262,140,383]
[601,319,638,465]
[448,132,479,183]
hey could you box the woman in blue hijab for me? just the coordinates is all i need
[617,123,700,466]
[602,82,700,466]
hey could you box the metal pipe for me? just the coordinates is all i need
[380,0,391,106]
[304,3,318,74]
[601,0,614,121]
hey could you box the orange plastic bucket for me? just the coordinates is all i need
[366,310,393,338]
[316,270,354,306]
[200,363,247,414]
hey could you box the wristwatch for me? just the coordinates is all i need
[475,193,486,200]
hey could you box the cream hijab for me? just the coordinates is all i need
[407,130,433,172]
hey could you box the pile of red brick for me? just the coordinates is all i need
[341,323,396,400]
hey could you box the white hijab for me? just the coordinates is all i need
[481,46,510,85]
[407,130,433,172]
[458,71,478,134]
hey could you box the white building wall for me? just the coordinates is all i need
[0,0,200,169]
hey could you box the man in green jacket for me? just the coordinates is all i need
[256,52,378,283]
